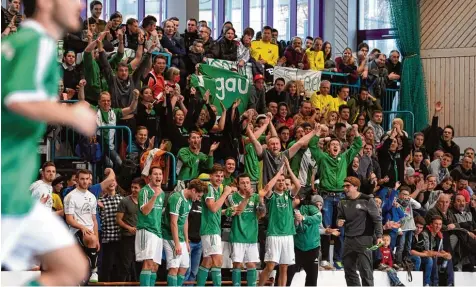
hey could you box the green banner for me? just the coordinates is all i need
[190,64,250,114]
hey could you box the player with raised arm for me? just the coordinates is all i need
[136,166,166,287]
[227,173,266,286]
[1,0,96,285]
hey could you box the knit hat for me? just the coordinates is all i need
[310,194,323,205]
[52,176,65,187]
[344,176,361,187]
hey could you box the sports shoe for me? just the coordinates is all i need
[334,261,344,270]
[89,272,98,283]
[320,260,330,267]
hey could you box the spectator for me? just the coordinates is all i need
[305,37,324,71]
[184,186,204,284]
[410,216,434,286]
[424,101,461,167]
[144,55,167,100]
[217,21,233,41]
[251,26,279,66]
[176,131,218,180]
[124,18,140,51]
[435,176,457,200]
[338,105,352,129]
[366,53,389,100]
[60,50,82,96]
[378,125,410,188]
[106,12,123,46]
[429,153,452,184]
[116,178,144,282]
[422,215,454,286]
[322,41,336,71]
[181,18,199,51]
[367,109,384,144]
[84,1,106,29]
[412,132,430,164]
[347,87,381,124]
[265,78,288,105]
[274,103,294,132]
[411,150,430,178]
[356,42,369,77]
[185,39,206,74]
[1,0,21,35]
[334,47,358,84]
[415,175,439,213]
[425,194,459,232]
[386,50,401,89]
[223,157,236,186]
[375,234,405,286]
[285,80,304,115]
[98,176,123,282]
[237,27,254,67]
[304,36,313,50]
[450,156,475,182]
[130,126,153,154]
[293,101,317,127]
[455,179,471,203]
[248,74,267,114]
[210,26,238,61]
[198,26,215,56]
[330,86,350,113]
[161,19,186,68]
[283,36,309,69]
[136,87,164,142]
[309,80,333,111]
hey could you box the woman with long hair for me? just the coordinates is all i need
[334,47,358,84]
[285,80,305,115]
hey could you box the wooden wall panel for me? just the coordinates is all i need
[420,0,476,50]
[422,56,476,136]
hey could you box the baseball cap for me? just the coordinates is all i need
[253,74,265,82]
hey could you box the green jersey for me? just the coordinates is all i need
[162,191,192,242]
[177,147,214,180]
[137,185,165,237]
[200,184,222,236]
[228,192,260,243]
[266,190,295,236]
[222,175,235,187]
[294,205,322,251]
[244,143,260,182]
[1,21,61,215]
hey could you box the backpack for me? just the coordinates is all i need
[75,136,102,163]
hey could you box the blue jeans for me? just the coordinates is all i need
[184,241,202,284]
[395,230,413,263]
[386,268,402,286]
[431,258,454,286]
[410,255,433,285]
[322,193,345,262]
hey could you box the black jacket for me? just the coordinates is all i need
[450,164,476,181]
[385,59,401,89]
[337,193,383,238]
[181,30,199,52]
[210,37,238,61]
[378,135,410,188]
[423,116,461,167]
[265,88,289,106]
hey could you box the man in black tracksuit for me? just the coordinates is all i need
[337,176,383,286]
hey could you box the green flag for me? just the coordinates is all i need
[190,64,250,114]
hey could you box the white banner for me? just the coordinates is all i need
[273,66,322,95]
[206,58,254,82]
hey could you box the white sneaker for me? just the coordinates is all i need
[89,272,98,283]
[320,260,330,267]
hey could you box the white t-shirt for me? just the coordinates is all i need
[64,188,97,233]
[30,180,53,210]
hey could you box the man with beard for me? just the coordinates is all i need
[65,169,101,283]
[308,124,363,270]
[347,87,381,125]
[30,162,57,212]
[198,25,215,56]
[136,166,166,287]
[337,176,383,286]
[293,101,318,127]
[1,0,21,34]
[367,109,384,144]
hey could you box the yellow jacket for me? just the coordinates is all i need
[310,93,334,111]
[251,40,279,66]
[330,98,347,113]
[305,49,325,71]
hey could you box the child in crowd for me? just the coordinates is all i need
[376,233,405,286]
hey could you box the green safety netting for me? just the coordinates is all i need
[388,0,428,132]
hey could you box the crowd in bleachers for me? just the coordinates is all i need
[4,0,476,286]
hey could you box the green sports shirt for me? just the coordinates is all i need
[200,184,222,236]
[1,20,61,215]
[137,185,165,238]
[266,190,296,236]
[162,191,192,242]
[228,192,260,243]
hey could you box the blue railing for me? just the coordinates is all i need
[151,51,172,67]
